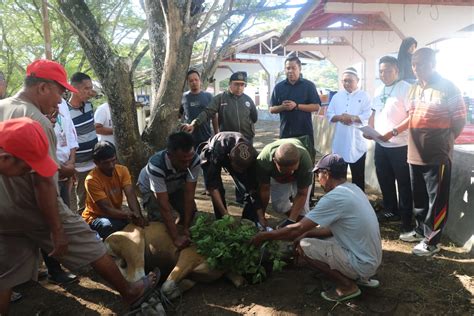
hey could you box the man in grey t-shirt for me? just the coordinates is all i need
[251,154,382,302]
[180,70,216,149]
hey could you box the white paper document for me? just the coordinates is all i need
[357,125,391,144]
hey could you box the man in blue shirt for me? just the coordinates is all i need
[270,56,321,149]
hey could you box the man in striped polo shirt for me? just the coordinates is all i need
[402,48,466,256]
[68,72,98,214]
[138,132,201,250]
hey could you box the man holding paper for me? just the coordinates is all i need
[368,56,413,235]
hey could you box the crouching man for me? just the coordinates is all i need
[200,131,259,222]
[137,132,200,250]
[256,137,313,228]
[82,141,146,239]
[251,154,382,302]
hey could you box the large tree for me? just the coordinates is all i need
[58,0,149,179]
[55,0,297,179]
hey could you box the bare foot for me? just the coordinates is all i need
[125,270,158,306]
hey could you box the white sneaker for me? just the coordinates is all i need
[399,230,424,243]
[412,241,440,256]
[356,278,380,288]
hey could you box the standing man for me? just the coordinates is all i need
[137,132,200,250]
[200,132,259,221]
[326,68,372,192]
[369,56,413,234]
[94,102,115,146]
[0,61,159,315]
[403,48,466,256]
[270,56,321,150]
[256,137,313,228]
[68,72,98,214]
[183,71,258,143]
[251,154,381,302]
[181,70,217,149]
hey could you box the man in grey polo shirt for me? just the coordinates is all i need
[251,154,381,302]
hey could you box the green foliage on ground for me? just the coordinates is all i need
[190,214,286,284]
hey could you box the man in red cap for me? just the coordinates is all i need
[0,60,158,315]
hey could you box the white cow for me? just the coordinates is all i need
[105,222,246,299]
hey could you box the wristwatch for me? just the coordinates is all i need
[392,128,399,136]
[295,103,299,110]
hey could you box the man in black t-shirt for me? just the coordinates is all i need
[200,132,259,222]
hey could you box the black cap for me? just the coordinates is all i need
[229,71,247,83]
[313,153,347,174]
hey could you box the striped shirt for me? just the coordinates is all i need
[68,101,98,172]
[407,73,466,165]
[144,150,200,194]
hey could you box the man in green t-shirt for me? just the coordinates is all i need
[256,138,313,228]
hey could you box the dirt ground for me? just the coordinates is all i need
[9,120,473,316]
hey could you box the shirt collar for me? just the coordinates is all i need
[285,75,303,85]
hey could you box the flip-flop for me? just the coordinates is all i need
[321,288,361,302]
[130,267,161,310]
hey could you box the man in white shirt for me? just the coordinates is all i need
[94,102,115,145]
[326,68,372,191]
[368,56,413,234]
[53,99,79,207]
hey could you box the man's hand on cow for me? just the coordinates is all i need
[174,235,191,250]
[250,233,265,247]
[131,213,148,227]
[49,228,69,257]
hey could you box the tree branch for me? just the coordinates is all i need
[129,25,148,56]
[131,44,149,74]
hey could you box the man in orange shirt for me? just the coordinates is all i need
[82,141,146,239]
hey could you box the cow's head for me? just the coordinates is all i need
[104,224,146,282]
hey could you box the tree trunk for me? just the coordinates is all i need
[141,0,202,150]
[58,0,147,180]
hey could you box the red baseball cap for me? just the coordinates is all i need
[0,117,58,177]
[26,59,78,93]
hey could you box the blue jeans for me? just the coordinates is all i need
[90,217,129,239]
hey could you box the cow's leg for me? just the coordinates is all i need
[104,225,145,282]
[161,246,206,299]
[225,271,247,288]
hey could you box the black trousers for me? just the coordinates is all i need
[410,161,451,245]
[349,153,366,192]
[374,144,413,231]
[211,170,258,223]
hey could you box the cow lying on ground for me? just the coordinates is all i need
[104,222,246,300]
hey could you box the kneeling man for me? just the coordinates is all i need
[82,141,146,239]
[252,154,382,302]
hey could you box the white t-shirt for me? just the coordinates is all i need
[305,182,382,278]
[94,103,115,145]
[326,90,372,163]
[55,100,78,164]
[372,80,411,148]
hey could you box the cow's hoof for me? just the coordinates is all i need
[161,280,181,300]
[178,279,196,292]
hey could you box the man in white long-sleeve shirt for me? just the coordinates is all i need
[326,67,372,192]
